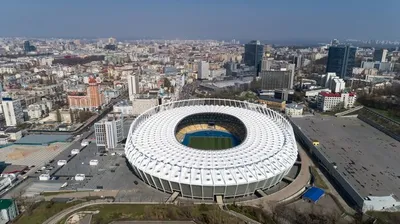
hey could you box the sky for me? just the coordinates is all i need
[0,0,399,41]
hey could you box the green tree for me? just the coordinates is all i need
[56,109,62,122]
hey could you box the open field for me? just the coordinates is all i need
[366,211,400,224]
[368,108,400,123]
[59,204,245,224]
[0,143,69,167]
[14,201,83,224]
[188,137,232,150]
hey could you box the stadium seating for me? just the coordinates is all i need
[175,113,246,142]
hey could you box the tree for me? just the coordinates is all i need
[69,109,74,123]
[78,111,94,123]
[56,109,62,122]
[163,78,171,88]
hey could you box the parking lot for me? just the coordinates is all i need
[18,118,171,202]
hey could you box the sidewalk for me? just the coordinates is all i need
[238,146,311,209]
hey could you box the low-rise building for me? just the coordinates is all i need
[5,128,22,141]
[317,92,356,112]
[0,199,18,224]
[0,135,9,145]
[132,97,159,116]
[285,103,304,116]
[257,98,286,112]
[113,100,134,116]
[304,88,331,98]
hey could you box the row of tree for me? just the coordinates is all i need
[357,85,400,118]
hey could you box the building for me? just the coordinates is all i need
[261,57,273,71]
[125,99,297,199]
[128,74,140,101]
[132,97,159,116]
[1,98,23,127]
[5,128,22,141]
[361,61,393,71]
[317,92,356,112]
[258,98,286,111]
[285,103,304,116]
[197,61,210,80]
[294,55,303,69]
[23,41,36,53]
[373,49,388,62]
[244,40,264,71]
[68,76,104,111]
[113,100,134,116]
[0,199,18,224]
[260,70,294,90]
[87,77,102,109]
[94,113,124,150]
[274,89,294,102]
[326,45,357,78]
[321,73,345,93]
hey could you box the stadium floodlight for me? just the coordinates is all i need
[125,98,298,199]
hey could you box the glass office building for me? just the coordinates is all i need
[326,45,356,78]
[244,40,264,72]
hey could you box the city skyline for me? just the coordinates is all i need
[0,0,399,41]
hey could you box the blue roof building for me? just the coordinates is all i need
[302,186,325,203]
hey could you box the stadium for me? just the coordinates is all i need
[125,99,298,200]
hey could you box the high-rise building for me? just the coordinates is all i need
[326,45,357,78]
[373,49,388,62]
[2,98,24,127]
[261,57,273,71]
[68,76,104,111]
[294,55,303,69]
[197,61,209,80]
[244,40,264,71]
[94,113,124,150]
[87,76,102,109]
[128,74,140,101]
[260,70,294,90]
[108,37,116,45]
[23,41,36,53]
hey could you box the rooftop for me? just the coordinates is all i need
[292,116,400,198]
[320,91,356,97]
[15,134,72,145]
[0,199,13,210]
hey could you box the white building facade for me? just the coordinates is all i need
[285,103,304,116]
[94,113,124,149]
[1,98,23,127]
[317,92,356,112]
[0,199,18,224]
[197,61,209,80]
[128,74,140,101]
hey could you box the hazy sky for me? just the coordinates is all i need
[1,0,399,41]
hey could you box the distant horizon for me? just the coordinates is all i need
[0,1,398,41]
[3,36,400,47]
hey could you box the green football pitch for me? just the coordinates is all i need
[188,136,233,150]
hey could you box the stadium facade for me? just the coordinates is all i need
[125,99,298,199]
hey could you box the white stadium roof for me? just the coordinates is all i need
[125,99,298,197]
